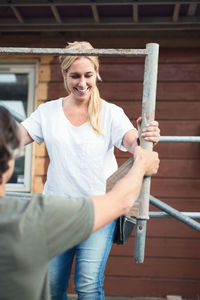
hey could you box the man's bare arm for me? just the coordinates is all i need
[91,147,159,232]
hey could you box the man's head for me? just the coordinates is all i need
[0,106,21,184]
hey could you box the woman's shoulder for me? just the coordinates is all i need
[101,99,123,114]
[37,98,63,111]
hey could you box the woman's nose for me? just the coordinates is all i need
[78,77,86,87]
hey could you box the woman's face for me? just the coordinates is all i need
[64,57,97,103]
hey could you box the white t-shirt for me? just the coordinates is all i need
[22,98,135,197]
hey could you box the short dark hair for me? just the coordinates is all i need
[0,106,21,184]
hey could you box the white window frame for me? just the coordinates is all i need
[0,63,36,192]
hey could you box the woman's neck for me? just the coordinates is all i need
[62,96,89,126]
[64,95,89,109]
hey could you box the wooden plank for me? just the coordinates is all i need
[34,157,49,176]
[47,81,200,101]
[34,51,200,85]
[99,63,200,83]
[36,82,48,101]
[147,218,200,238]
[99,82,200,101]
[50,61,200,84]
[105,257,200,279]
[34,143,48,157]
[38,64,51,82]
[100,49,200,63]
[157,159,200,179]
[111,237,200,259]
[156,102,200,120]
[149,198,200,213]
[157,121,200,136]
[156,143,200,159]
[115,143,200,159]
[151,178,200,198]
[158,48,200,63]
[32,175,46,193]
[50,64,63,81]
[117,158,200,178]
[103,277,200,298]
[110,101,200,120]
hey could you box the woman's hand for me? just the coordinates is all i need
[137,116,160,146]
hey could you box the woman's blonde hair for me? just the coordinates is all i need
[59,41,102,135]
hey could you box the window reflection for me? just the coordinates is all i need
[0,73,28,184]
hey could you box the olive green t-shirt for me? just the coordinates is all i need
[0,193,94,300]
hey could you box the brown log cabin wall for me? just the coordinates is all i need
[46,48,200,298]
[1,36,200,298]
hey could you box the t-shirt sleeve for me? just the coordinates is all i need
[42,194,94,259]
[21,105,44,145]
[110,105,137,151]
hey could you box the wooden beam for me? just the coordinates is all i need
[133,4,138,23]
[91,4,100,23]
[0,1,200,7]
[172,3,181,22]
[0,23,200,32]
[187,3,198,16]
[50,5,62,24]
[11,6,24,24]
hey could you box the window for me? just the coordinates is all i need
[0,64,35,192]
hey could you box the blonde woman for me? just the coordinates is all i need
[20,41,160,300]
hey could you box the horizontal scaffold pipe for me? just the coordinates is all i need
[0,47,148,57]
[149,212,200,219]
[150,195,200,232]
[160,136,200,143]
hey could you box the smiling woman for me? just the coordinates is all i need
[62,57,98,127]
[60,41,103,134]
[19,40,160,300]
[66,60,96,100]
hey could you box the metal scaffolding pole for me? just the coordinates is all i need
[134,43,159,263]
[149,211,200,219]
[0,47,147,57]
[160,136,200,143]
[150,195,200,231]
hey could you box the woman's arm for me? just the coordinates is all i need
[19,124,34,146]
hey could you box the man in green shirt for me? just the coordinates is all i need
[0,105,159,300]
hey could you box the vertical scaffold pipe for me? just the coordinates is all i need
[134,43,159,263]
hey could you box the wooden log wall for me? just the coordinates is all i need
[103,49,200,299]
[45,48,200,299]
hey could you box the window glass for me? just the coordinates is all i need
[0,64,35,191]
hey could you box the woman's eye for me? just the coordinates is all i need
[70,74,93,79]
[85,74,93,78]
[71,75,79,79]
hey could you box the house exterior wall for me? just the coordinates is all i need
[0,35,200,298]
[101,49,200,298]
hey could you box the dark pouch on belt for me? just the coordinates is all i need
[113,216,136,245]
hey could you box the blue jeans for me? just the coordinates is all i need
[49,220,116,300]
